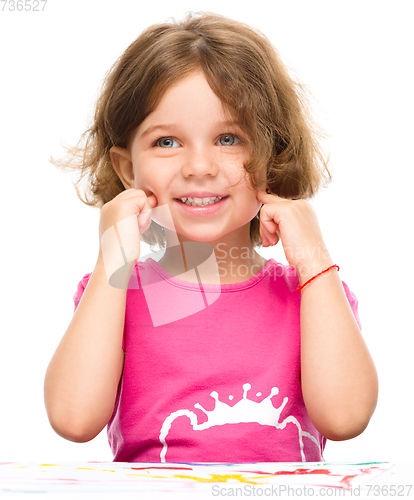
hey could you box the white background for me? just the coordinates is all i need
[0,0,413,464]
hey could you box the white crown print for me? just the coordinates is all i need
[159,383,320,462]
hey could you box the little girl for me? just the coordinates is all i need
[44,12,378,463]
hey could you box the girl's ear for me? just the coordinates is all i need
[110,146,135,189]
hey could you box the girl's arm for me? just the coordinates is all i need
[257,190,378,440]
[44,254,128,442]
[44,188,157,442]
[298,260,378,440]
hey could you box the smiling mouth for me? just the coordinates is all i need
[174,196,229,206]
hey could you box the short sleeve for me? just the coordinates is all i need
[342,281,362,330]
[72,273,126,351]
[73,273,92,312]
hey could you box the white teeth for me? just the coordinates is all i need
[179,196,223,206]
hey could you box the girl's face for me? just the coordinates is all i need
[127,71,264,245]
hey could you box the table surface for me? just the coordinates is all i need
[0,461,413,499]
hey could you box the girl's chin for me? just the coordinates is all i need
[165,225,251,247]
[169,232,223,245]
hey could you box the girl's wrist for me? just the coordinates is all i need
[95,249,136,290]
[296,256,335,287]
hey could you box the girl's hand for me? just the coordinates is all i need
[256,190,333,279]
[98,189,158,274]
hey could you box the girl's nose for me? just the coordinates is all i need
[181,146,219,178]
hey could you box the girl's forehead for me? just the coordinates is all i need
[155,71,214,104]
[144,73,236,124]
[151,70,239,122]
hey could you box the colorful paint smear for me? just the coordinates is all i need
[0,461,400,496]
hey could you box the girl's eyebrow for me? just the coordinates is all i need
[139,121,243,140]
[139,124,179,140]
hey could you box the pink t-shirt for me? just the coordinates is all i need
[73,258,361,463]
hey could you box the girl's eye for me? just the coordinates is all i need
[155,134,240,147]
[217,134,240,146]
[156,137,179,148]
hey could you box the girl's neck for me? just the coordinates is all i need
[156,229,267,285]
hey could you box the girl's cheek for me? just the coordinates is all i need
[132,173,154,195]
[250,199,263,221]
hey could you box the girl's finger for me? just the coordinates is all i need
[137,195,154,234]
[146,193,158,208]
[137,208,152,234]
[261,217,278,234]
[258,194,288,230]
[260,203,280,234]
[259,226,270,247]
[260,220,279,247]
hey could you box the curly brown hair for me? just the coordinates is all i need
[51,11,331,249]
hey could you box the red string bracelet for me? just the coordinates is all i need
[296,264,340,291]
